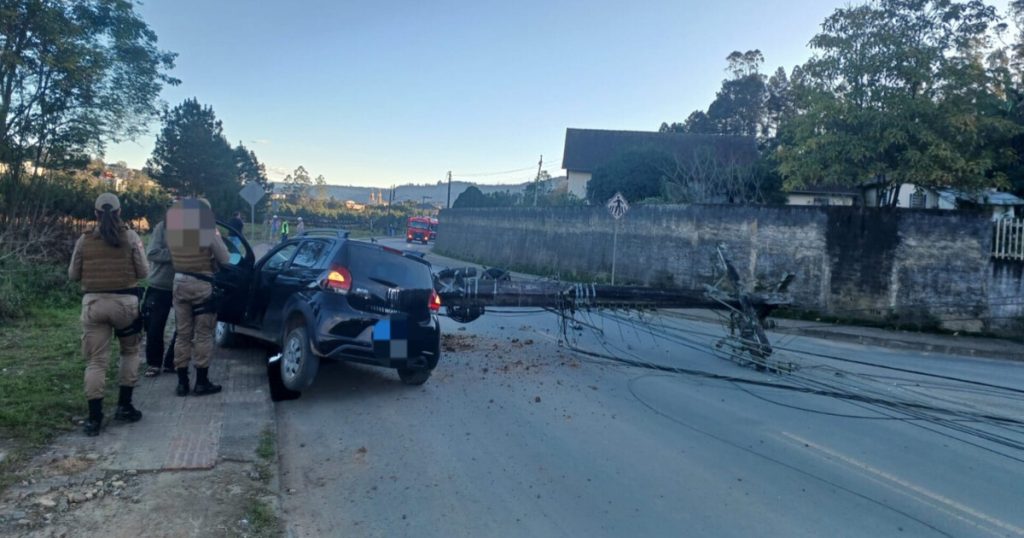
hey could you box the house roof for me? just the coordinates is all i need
[562,128,758,173]
[939,189,1024,207]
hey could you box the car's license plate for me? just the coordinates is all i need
[372,315,408,359]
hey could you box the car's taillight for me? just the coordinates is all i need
[429,289,441,312]
[324,266,352,294]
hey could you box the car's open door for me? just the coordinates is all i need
[215,221,256,325]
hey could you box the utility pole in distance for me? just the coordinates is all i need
[446,171,452,208]
[532,155,543,207]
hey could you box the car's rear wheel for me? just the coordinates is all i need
[397,367,432,385]
[281,325,319,391]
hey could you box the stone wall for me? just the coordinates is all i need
[435,205,1023,336]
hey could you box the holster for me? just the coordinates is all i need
[115,315,143,337]
[192,286,223,316]
[114,288,145,337]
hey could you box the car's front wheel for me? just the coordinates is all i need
[215,321,238,348]
[281,325,319,391]
[397,367,432,385]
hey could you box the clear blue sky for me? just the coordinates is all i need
[105,0,1012,188]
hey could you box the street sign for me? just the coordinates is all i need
[239,182,266,231]
[607,192,629,220]
[239,182,265,206]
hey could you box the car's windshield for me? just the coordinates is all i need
[409,221,429,230]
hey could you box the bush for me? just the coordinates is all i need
[0,171,172,262]
[0,259,79,320]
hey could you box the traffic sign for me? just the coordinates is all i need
[607,192,629,220]
[239,182,265,206]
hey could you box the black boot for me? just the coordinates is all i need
[176,367,190,397]
[193,367,222,396]
[113,386,142,422]
[83,399,103,436]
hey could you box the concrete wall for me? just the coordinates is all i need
[435,205,1023,336]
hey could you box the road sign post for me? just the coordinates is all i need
[606,192,629,285]
[239,182,266,233]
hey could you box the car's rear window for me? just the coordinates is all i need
[345,243,433,289]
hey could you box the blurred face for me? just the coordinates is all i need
[166,198,216,250]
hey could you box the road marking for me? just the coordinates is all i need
[780,432,1024,537]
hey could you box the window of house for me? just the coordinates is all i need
[910,192,926,208]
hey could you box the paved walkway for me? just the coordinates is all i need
[38,344,273,473]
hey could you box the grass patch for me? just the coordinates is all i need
[0,260,79,320]
[256,427,275,462]
[244,496,282,537]
[0,305,84,446]
[247,429,281,537]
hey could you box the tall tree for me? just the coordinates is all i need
[0,0,177,172]
[776,0,1019,203]
[452,185,491,208]
[146,98,238,215]
[661,50,770,142]
[587,149,674,204]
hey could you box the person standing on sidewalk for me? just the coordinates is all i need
[68,193,149,436]
[296,216,305,236]
[167,198,230,397]
[142,218,176,377]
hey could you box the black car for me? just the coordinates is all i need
[213,226,442,391]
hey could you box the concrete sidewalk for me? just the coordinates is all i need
[43,344,273,473]
[673,308,1024,362]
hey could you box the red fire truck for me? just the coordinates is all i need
[406,216,435,244]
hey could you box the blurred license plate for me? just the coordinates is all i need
[372,315,408,359]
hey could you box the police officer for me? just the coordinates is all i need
[68,193,149,436]
[168,198,230,397]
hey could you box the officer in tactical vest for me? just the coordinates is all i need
[68,193,149,436]
[167,198,230,396]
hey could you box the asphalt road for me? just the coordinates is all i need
[274,237,1024,538]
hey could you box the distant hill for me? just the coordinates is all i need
[270,177,567,206]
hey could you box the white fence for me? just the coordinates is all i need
[993,218,1024,261]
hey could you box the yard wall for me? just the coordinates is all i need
[434,205,1023,336]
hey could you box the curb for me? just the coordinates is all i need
[780,327,1024,362]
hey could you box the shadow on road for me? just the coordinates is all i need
[271,359,413,404]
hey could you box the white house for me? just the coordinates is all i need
[785,185,860,206]
[862,181,1024,219]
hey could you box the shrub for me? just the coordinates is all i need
[0,259,79,320]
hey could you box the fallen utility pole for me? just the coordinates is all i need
[431,247,795,371]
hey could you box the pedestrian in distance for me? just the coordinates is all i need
[167,197,230,397]
[271,214,280,241]
[296,216,305,236]
[280,218,290,243]
[142,216,177,377]
[68,193,149,436]
[228,211,245,237]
